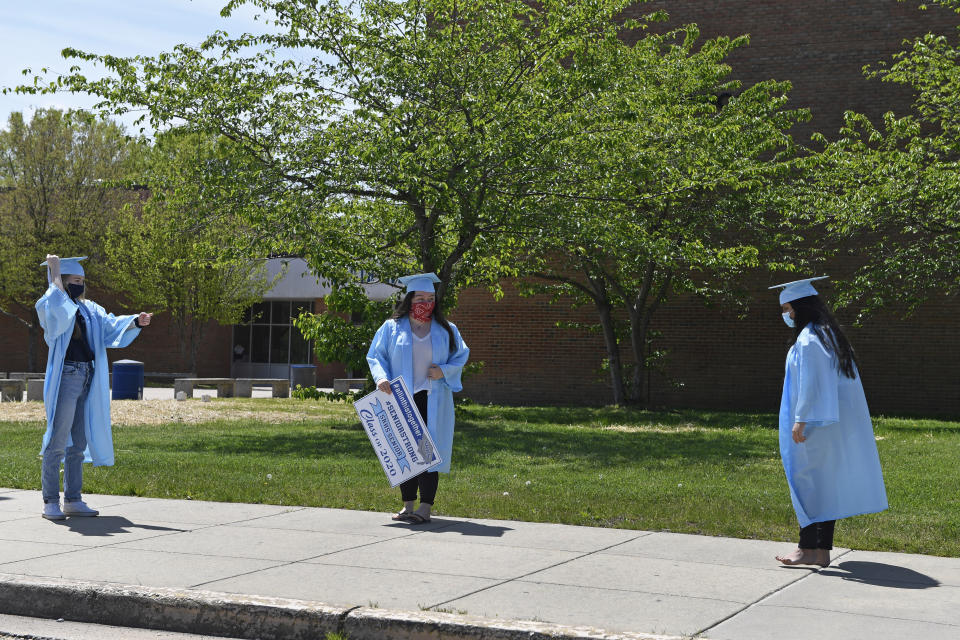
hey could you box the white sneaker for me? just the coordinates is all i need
[63,500,99,517]
[42,502,66,520]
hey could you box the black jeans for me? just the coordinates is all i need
[799,520,836,550]
[399,390,439,504]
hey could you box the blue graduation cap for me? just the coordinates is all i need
[40,256,86,282]
[769,276,829,305]
[397,272,441,293]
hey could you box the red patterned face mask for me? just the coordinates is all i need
[411,301,435,323]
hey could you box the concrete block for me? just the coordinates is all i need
[0,379,24,402]
[333,378,366,393]
[26,378,44,401]
[235,379,253,397]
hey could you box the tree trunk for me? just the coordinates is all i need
[626,272,672,407]
[596,299,625,405]
[627,307,648,406]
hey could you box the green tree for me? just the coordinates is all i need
[293,284,394,383]
[13,2,805,391]
[15,1,700,297]
[0,109,141,370]
[523,29,808,405]
[804,0,960,315]
[101,130,276,373]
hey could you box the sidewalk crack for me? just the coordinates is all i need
[691,548,853,638]
[185,532,421,589]
[424,534,647,610]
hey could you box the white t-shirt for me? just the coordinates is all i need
[412,331,433,393]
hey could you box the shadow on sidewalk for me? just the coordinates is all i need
[820,561,940,589]
[51,516,187,537]
[421,519,513,537]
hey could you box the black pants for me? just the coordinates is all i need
[399,391,439,504]
[799,520,836,550]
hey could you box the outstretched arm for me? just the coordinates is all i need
[46,255,65,293]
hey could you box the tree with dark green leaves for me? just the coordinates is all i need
[0,109,141,370]
[101,130,276,374]
[293,283,393,382]
[523,28,808,405]
[804,0,960,316]
[13,1,730,298]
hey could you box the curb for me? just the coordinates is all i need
[0,574,683,640]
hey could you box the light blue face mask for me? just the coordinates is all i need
[782,312,795,328]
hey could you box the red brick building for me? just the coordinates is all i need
[2,1,957,415]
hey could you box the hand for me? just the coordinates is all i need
[792,422,807,444]
[46,254,63,291]
[428,364,443,380]
[137,312,152,327]
[377,380,392,394]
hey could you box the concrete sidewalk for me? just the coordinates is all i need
[0,488,956,640]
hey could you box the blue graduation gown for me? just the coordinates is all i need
[35,285,141,466]
[779,325,888,528]
[366,317,469,473]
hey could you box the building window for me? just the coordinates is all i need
[233,300,314,365]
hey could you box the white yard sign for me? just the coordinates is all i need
[353,377,441,487]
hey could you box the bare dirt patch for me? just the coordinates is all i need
[597,423,716,433]
[0,399,346,426]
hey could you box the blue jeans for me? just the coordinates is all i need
[42,361,93,504]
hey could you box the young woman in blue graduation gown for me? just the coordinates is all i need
[771,277,887,567]
[366,273,469,524]
[35,255,152,520]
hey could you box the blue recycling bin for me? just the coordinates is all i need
[112,359,144,400]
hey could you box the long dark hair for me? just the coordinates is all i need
[392,291,456,353]
[789,295,858,379]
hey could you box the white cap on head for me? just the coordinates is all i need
[40,257,86,283]
[397,272,441,293]
[768,276,829,305]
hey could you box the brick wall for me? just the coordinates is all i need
[452,272,959,416]
[449,286,612,406]
[632,0,960,140]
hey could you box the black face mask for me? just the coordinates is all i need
[67,283,85,300]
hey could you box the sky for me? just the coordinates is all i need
[0,0,268,134]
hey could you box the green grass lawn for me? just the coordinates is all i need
[1,399,957,556]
